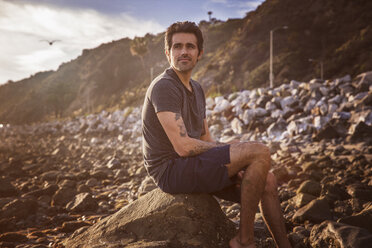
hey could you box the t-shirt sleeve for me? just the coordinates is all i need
[150,79,182,113]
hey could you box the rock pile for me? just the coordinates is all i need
[0,71,371,247]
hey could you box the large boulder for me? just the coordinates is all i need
[63,188,236,248]
[293,197,332,223]
[338,203,372,233]
[310,221,372,248]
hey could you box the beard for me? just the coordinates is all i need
[173,56,196,72]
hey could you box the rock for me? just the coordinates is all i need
[106,157,121,169]
[321,183,349,201]
[253,108,268,117]
[0,218,16,233]
[63,188,236,248]
[293,197,332,223]
[312,120,345,141]
[313,116,330,130]
[0,232,28,243]
[66,193,98,213]
[346,184,372,201]
[348,121,372,142]
[297,180,322,197]
[241,109,255,125]
[304,99,317,113]
[85,178,99,187]
[0,177,18,197]
[231,117,244,134]
[271,165,291,184]
[310,221,372,248]
[40,170,60,181]
[280,96,297,110]
[52,187,77,207]
[288,232,307,248]
[265,101,277,111]
[355,71,372,91]
[90,169,109,180]
[287,119,311,136]
[137,176,157,198]
[206,97,215,110]
[290,193,317,208]
[301,162,319,173]
[77,184,91,193]
[0,198,38,219]
[59,179,76,189]
[338,203,372,233]
[213,97,231,114]
[267,119,287,140]
[328,103,338,115]
[22,184,58,198]
[336,74,352,84]
[60,220,92,233]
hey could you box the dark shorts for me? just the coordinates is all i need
[158,144,240,203]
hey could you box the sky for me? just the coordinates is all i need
[0,0,264,85]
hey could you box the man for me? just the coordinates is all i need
[142,21,291,248]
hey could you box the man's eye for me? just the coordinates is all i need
[173,44,181,49]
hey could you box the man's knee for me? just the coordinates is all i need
[244,142,271,167]
[236,142,270,158]
[229,142,271,175]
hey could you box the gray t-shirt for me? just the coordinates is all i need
[141,68,206,184]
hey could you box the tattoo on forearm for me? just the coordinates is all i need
[179,124,187,137]
[188,145,210,156]
[175,113,187,137]
[187,142,225,157]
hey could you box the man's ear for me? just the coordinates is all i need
[197,50,204,61]
[165,49,171,63]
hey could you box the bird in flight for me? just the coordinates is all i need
[40,39,61,46]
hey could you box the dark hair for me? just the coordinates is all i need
[165,21,204,54]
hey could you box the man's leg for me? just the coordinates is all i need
[226,142,271,247]
[225,142,291,248]
[260,172,292,247]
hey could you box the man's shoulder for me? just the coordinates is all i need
[149,77,178,95]
[147,74,182,102]
[149,69,178,89]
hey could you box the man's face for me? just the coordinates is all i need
[166,32,203,73]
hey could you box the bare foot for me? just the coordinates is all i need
[229,235,256,248]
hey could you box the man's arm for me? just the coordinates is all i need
[200,118,214,142]
[157,112,224,157]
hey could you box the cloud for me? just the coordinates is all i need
[235,1,263,16]
[210,0,228,3]
[205,0,263,20]
[0,1,164,84]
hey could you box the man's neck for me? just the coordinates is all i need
[173,68,192,92]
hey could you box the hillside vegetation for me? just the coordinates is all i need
[0,0,371,124]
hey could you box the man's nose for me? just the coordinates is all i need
[181,47,187,55]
